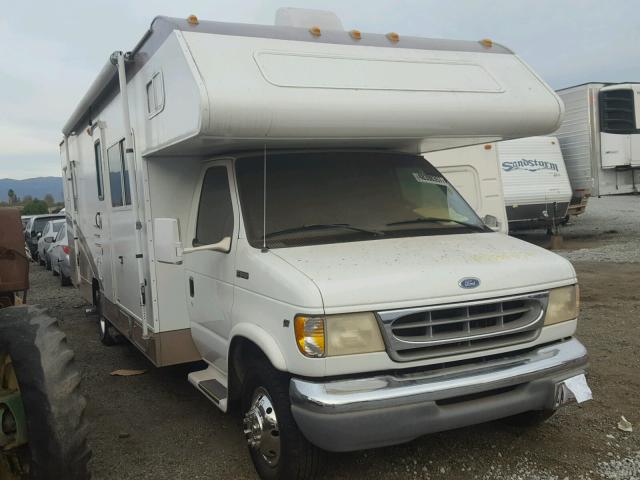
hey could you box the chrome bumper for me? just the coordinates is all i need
[290,338,588,452]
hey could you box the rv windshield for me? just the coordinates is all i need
[235,151,488,248]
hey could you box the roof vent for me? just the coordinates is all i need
[275,7,344,30]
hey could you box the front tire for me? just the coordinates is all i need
[242,361,326,480]
[0,305,91,479]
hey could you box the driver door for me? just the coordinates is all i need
[184,161,238,372]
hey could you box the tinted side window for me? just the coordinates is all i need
[94,140,104,200]
[194,167,234,247]
[107,140,131,207]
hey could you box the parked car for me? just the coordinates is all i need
[21,215,35,232]
[37,219,65,267]
[24,214,65,260]
[49,224,72,286]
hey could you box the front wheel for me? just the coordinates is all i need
[242,361,326,480]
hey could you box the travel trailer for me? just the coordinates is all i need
[555,82,640,211]
[426,144,508,234]
[61,9,588,479]
[497,136,572,231]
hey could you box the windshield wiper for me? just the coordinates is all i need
[386,217,488,232]
[265,223,384,239]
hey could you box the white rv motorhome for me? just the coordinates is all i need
[497,136,572,231]
[555,83,640,212]
[61,10,588,479]
[426,144,509,234]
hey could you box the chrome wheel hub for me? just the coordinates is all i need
[243,387,281,467]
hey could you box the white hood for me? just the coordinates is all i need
[271,233,576,312]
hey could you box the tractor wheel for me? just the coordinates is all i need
[0,305,91,479]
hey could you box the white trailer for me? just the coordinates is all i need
[555,83,640,211]
[496,136,572,230]
[61,9,588,479]
[426,143,509,234]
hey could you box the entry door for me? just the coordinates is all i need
[184,161,237,372]
[91,130,115,301]
[106,139,140,318]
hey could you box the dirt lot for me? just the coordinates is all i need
[28,196,639,479]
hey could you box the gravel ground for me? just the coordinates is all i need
[513,195,640,263]
[26,195,640,480]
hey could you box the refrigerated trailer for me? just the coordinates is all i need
[60,9,589,479]
[555,82,640,210]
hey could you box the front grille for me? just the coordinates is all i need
[377,292,548,362]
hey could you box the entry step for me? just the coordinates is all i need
[188,366,228,412]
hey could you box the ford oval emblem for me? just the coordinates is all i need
[459,277,480,289]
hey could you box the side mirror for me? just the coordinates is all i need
[153,218,183,264]
[482,214,501,231]
[183,237,231,255]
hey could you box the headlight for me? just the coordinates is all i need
[545,285,579,325]
[294,312,385,358]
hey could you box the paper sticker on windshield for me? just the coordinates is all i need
[412,172,448,185]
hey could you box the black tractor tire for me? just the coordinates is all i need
[0,305,91,479]
[241,360,326,480]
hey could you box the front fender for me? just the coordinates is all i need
[229,322,288,371]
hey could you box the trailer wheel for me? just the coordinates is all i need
[0,305,91,479]
[241,360,326,480]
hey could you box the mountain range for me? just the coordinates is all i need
[0,177,63,203]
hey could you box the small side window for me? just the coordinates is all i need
[146,72,165,117]
[94,140,104,200]
[107,139,131,208]
[194,167,234,247]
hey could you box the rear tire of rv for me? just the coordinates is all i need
[241,360,327,480]
[98,316,119,346]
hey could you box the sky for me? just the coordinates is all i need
[0,0,638,179]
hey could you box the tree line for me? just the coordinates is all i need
[3,189,64,214]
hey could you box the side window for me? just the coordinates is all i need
[194,166,234,247]
[146,72,165,117]
[107,139,131,208]
[55,224,66,242]
[94,140,104,200]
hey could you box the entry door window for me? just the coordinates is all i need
[194,167,234,247]
[107,140,132,208]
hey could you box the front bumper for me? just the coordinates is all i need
[290,337,588,452]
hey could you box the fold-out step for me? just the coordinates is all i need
[188,366,228,412]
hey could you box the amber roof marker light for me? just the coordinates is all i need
[309,26,322,37]
[386,32,400,43]
[187,15,199,26]
[479,38,493,48]
[349,29,362,40]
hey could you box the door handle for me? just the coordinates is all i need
[189,277,194,297]
[94,212,102,229]
[118,255,123,264]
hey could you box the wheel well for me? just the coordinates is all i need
[228,336,271,410]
